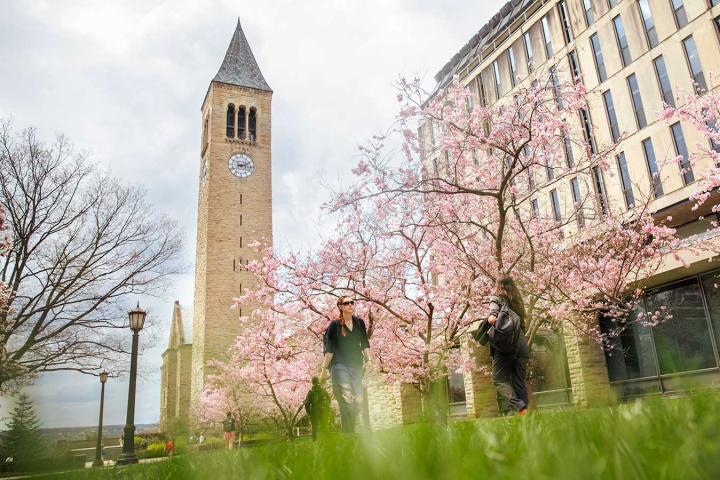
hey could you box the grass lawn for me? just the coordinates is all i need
[35,392,720,479]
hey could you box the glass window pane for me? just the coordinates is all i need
[642,137,664,197]
[613,15,631,66]
[654,56,675,107]
[591,33,606,82]
[638,0,658,48]
[627,73,647,129]
[603,90,620,142]
[671,122,694,184]
[701,271,720,355]
[529,330,571,392]
[645,278,717,374]
[682,36,706,92]
[601,305,658,381]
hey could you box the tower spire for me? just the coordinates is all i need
[213,19,272,92]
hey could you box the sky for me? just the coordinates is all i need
[0,0,506,429]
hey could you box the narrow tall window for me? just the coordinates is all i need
[550,65,562,110]
[202,116,209,152]
[616,152,635,209]
[642,137,664,197]
[671,0,688,29]
[239,214,243,226]
[527,166,535,189]
[581,108,597,155]
[226,104,236,138]
[530,198,539,219]
[670,122,695,184]
[550,189,562,222]
[627,74,647,129]
[523,31,534,70]
[492,60,502,99]
[592,166,609,216]
[590,33,607,83]
[612,15,631,67]
[546,163,554,182]
[654,55,675,107]
[238,106,246,140]
[568,50,581,83]
[248,107,257,141]
[478,76,488,107]
[541,16,553,58]
[608,0,620,6]
[507,47,517,87]
[564,132,575,168]
[638,0,659,49]
[570,177,585,229]
[707,119,720,154]
[558,1,573,44]
[583,0,594,26]
[682,36,706,92]
[603,90,620,143]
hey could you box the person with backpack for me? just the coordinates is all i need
[475,275,529,416]
[319,295,371,433]
[304,376,331,440]
[222,412,237,449]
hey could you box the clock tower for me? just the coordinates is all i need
[190,19,273,413]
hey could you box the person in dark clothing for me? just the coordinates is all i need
[319,295,371,433]
[304,376,331,440]
[222,412,237,449]
[483,275,529,416]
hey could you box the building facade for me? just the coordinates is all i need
[384,0,720,426]
[160,20,273,429]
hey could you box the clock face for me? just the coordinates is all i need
[228,153,255,178]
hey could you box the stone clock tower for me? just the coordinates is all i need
[189,19,273,414]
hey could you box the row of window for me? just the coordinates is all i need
[226,104,258,141]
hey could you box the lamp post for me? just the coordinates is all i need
[92,371,109,467]
[116,303,146,466]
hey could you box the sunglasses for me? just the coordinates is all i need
[340,300,355,306]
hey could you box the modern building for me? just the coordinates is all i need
[400,0,720,425]
[159,20,274,431]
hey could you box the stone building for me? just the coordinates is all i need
[370,0,720,428]
[159,301,192,431]
[159,19,273,429]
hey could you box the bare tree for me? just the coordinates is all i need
[0,120,184,393]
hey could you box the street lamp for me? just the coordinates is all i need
[116,303,146,466]
[92,371,109,467]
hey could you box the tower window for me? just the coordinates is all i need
[226,104,236,138]
[249,108,257,141]
[239,236,243,248]
[238,106,246,140]
[239,214,243,226]
[233,259,236,271]
[202,116,209,153]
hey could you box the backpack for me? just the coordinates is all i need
[487,298,522,353]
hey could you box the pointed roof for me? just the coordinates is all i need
[168,300,187,350]
[213,19,272,92]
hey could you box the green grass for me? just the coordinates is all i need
[34,392,720,479]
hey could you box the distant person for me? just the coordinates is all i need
[320,295,371,433]
[164,437,175,458]
[223,412,237,449]
[304,376,331,440]
[480,275,529,416]
[198,433,206,445]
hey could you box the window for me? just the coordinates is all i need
[590,33,607,82]
[671,0,688,29]
[524,31,534,70]
[592,166,609,216]
[568,50,581,83]
[612,15,631,67]
[563,132,574,168]
[550,65,562,110]
[653,55,674,107]
[492,60,502,99]
[202,116,209,152]
[429,121,436,147]
[527,165,536,189]
[465,94,473,113]
[238,106,246,140]
[638,0,659,49]
[642,137,664,197]
[508,47,517,87]
[550,189,562,222]
[707,119,720,154]
[248,108,257,141]
[541,16,553,58]
[530,198,540,219]
[239,214,243,226]
[616,152,635,209]
[603,90,620,143]
[477,76,488,107]
[583,0,594,26]
[627,74,647,129]
[546,163,554,182]
[558,1,573,44]
[682,36,707,92]
[670,122,695,184]
[226,104,236,138]
[580,108,597,155]
[570,177,585,229]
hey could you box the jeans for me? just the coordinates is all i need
[492,334,529,413]
[330,363,364,433]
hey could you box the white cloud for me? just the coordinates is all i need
[0,0,505,428]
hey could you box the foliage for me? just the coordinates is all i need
[30,392,720,480]
[0,393,44,472]
[138,442,167,459]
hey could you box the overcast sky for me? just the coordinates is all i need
[0,0,505,429]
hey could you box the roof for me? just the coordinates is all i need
[167,301,193,350]
[212,19,272,92]
[431,0,537,96]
